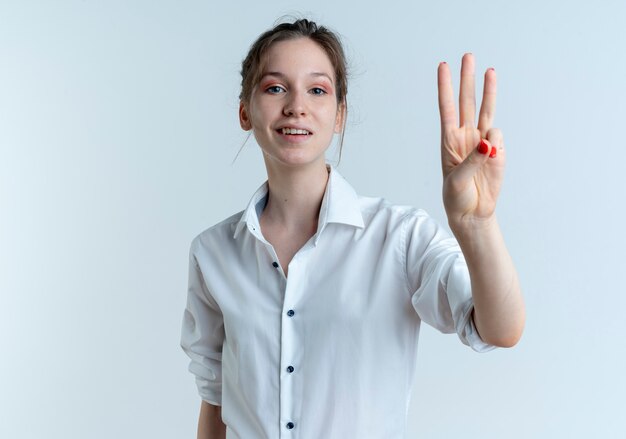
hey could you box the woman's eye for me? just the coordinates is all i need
[266,86,285,94]
[310,87,327,95]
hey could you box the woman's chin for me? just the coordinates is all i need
[262,149,327,169]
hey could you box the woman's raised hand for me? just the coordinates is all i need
[437,53,505,233]
[436,55,525,347]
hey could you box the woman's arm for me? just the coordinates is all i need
[198,401,226,439]
[450,216,525,347]
[437,54,525,347]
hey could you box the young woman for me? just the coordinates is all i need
[181,18,525,439]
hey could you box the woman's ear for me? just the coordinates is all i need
[334,101,346,133]
[239,101,252,131]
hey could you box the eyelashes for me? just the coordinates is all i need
[266,85,285,94]
[264,85,329,96]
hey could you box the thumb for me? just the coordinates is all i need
[448,138,492,184]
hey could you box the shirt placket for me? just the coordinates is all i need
[267,241,312,438]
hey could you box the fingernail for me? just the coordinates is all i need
[478,139,489,155]
[489,146,497,158]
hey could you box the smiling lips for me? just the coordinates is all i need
[279,127,312,135]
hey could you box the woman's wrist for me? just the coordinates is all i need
[448,213,499,244]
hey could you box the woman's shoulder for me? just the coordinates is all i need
[190,210,245,252]
[357,194,432,225]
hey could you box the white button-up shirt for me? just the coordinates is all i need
[180,164,494,439]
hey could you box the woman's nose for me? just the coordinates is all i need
[283,92,307,117]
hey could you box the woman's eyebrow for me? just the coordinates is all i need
[261,71,283,78]
[261,71,334,84]
[310,72,334,84]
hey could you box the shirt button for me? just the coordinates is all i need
[286,422,295,429]
[287,365,294,373]
[272,261,279,268]
[287,309,295,317]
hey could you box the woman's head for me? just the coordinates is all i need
[239,19,349,162]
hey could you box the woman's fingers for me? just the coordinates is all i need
[486,127,504,160]
[439,54,498,152]
[446,138,492,190]
[478,68,497,137]
[437,62,457,129]
[459,53,476,127]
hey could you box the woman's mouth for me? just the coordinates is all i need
[278,127,312,136]
[276,127,313,143]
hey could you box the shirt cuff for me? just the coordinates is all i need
[194,373,222,405]
[457,299,497,353]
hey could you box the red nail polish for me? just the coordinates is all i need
[478,139,489,155]
[489,146,497,158]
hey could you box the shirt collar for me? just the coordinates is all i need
[233,164,364,240]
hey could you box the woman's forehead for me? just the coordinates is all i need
[261,38,335,79]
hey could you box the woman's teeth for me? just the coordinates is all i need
[281,128,310,135]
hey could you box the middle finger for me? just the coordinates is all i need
[459,53,476,127]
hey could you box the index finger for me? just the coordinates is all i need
[437,61,457,129]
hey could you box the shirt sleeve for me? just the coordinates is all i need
[180,239,225,405]
[402,210,496,353]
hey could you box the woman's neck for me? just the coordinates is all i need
[261,160,330,232]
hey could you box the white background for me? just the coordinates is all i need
[1,0,625,437]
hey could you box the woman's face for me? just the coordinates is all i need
[239,37,345,169]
